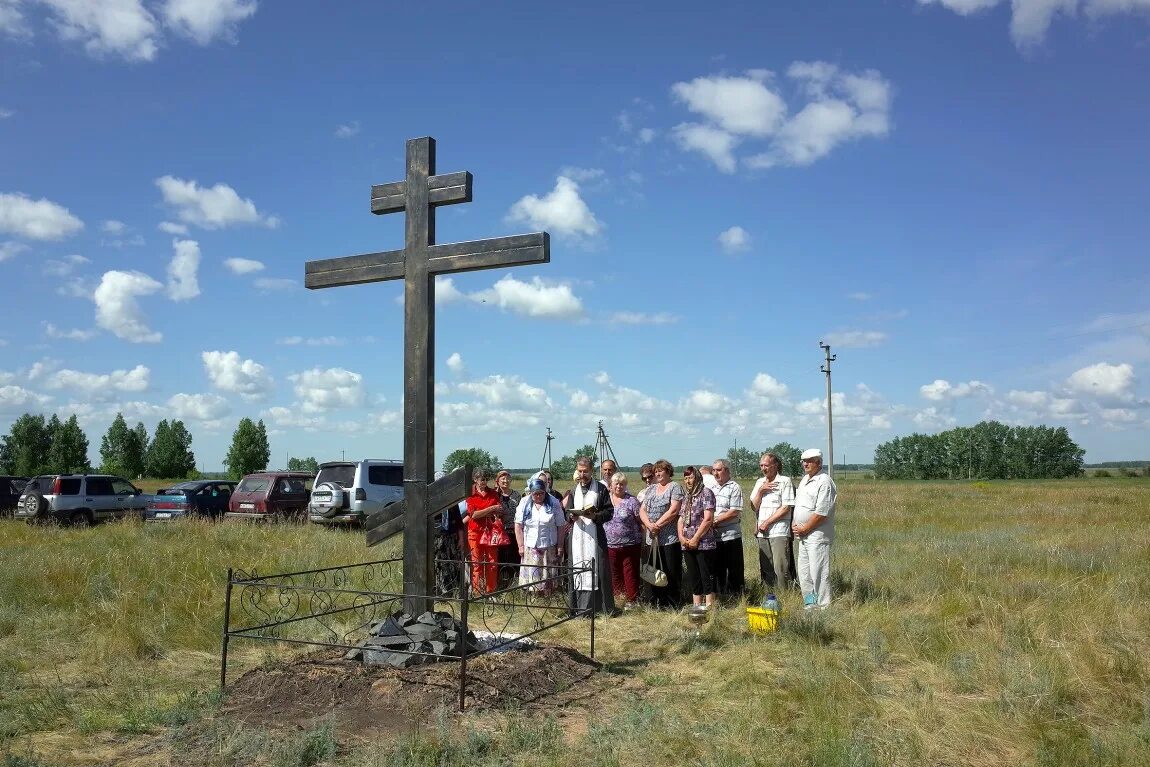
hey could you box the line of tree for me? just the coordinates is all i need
[0,411,280,480]
[287,456,320,473]
[224,418,271,479]
[0,413,91,476]
[442,447,502,476]
[873,421,1085,480]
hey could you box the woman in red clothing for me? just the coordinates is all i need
[464,468,501,594]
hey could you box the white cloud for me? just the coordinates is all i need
[823,330,888,348]
[559,166,605,183]
[158,221,188,235]
[672,123,739,173]
[0,385,51,412]
[254,277,296,291]
[276,336,345,346]
[718,225,750,253]
[92,270,163,342]
[848,292,872,301]
[1099,407,1139,424]
[471,275,584,319]
[0,1,27,38]
[917,0,1150,48]
[682,389,731,418]
[749,372,789,399]
[101,219,126,234]
[0,107,13,119]
[920,379,993,400]
[224,256,264,275]
[669,64,892,173]
[166,391,230,421]
[507,176,601,239]
[1003,389,1084,421]
[913,406,959,430]
[0,241,29,261]
[44,323,97,341]
[290,367,366,413]
[609,311,678,325]
[638,128,656,143]
[161,0,257,45]
[456,374,552,411]
[334,120,360,139]
[747,64,892,169]
[671,73,787,137]
[39,0,159,61]
[446,352,465,374]
[155,175,278,229]
[1065,362,1136,403]
[436,276,465,304]
[47,364,150,396]
[202,350,273,400]
[166,238,200,301]
[0,192,84,240]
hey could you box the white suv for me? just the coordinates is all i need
[308,459,403,526]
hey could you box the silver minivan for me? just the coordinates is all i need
[308,459,403,526]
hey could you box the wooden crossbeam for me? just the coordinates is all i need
[304,233,549,290]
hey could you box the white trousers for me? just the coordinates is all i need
[796,538,832,608]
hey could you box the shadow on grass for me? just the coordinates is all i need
[831,570,895,604]
[779,611,837,646]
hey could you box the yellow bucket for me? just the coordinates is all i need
[746,607,779,635]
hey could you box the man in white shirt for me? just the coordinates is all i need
[792,448,837,609]
[599,458,618,488]
[709,458,746,598]
[750,452,795,594]
[699,466,721,491]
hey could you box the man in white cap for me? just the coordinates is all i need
[792,448,837,609]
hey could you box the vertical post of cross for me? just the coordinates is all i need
[403,137,435,616]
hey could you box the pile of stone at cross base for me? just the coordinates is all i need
[344,611,480,668]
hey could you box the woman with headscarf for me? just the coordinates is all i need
[495,469,522,588]
[605,471,643,608]
[639,458,684,609]
[539,469,563,503]
[679,465,718,610]
[515,476,564,594]
[464,468,501,594]
[562,456,615,616]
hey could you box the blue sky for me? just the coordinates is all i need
[2,0,1149,471]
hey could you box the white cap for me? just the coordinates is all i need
[801,448,823,461]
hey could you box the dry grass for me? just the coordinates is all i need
[1,477,1148,766]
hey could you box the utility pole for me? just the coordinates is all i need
[593,420,618,469]
[820,341,836,479]
[538,427,555,472]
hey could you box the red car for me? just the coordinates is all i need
[225,471,314,521]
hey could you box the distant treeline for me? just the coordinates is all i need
[873,421,1084,480]
[1085,461,1149,469]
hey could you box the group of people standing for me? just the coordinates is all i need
[437,448,837,615]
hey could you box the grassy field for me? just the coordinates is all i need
[1,477,1148,766]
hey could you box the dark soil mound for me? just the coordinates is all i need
[220,646,612,738]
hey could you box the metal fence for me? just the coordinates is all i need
[220,557,595,710]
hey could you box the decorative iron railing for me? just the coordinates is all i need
[221,557,595,710]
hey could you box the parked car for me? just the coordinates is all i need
[308,459,404,526]
[145,480,238,521]
[1,476,29,517]
[14,474,146,527]
[225,471,314,521]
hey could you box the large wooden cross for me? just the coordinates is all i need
[305,137,550,614]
